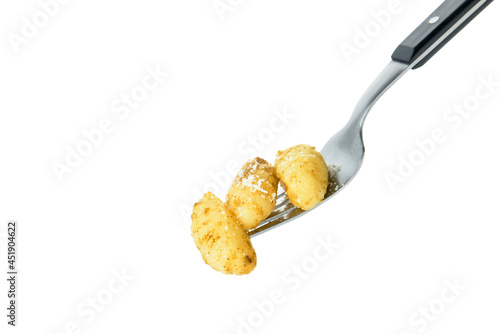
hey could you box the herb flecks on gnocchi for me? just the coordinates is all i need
[275,144,328,210]
[191,192,257,275]
[226,158,279,231]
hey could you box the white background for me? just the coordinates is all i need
[1,0,499,333]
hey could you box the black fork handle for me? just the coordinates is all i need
[391,0,494,69]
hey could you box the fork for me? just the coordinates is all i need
[249,0,494,237]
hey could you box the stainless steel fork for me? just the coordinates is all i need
[249,0,494,237]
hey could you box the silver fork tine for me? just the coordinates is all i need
[249,207,303,237]
[250,181,343,238]
[249,171,340,237]
[273,193,289,210]
[262,200,295,221]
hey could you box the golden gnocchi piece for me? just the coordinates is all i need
[226,158,279,231]
[275,144,328,210]
[191,192,257,275]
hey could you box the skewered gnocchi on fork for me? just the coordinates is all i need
[191,146,330,275]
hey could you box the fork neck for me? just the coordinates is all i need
[345,61,410,131]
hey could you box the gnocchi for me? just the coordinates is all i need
[226,158,279,231]
[275,144,328,210]
[191,192,257,275]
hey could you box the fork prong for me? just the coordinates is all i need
[255,202,296,227]
[249,169,342,237]
[249,206,303,237]
[263,199,294,220]
[275,192,286,203]
[273,193,289,210]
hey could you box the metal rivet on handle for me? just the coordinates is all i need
[429,16,440,24]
